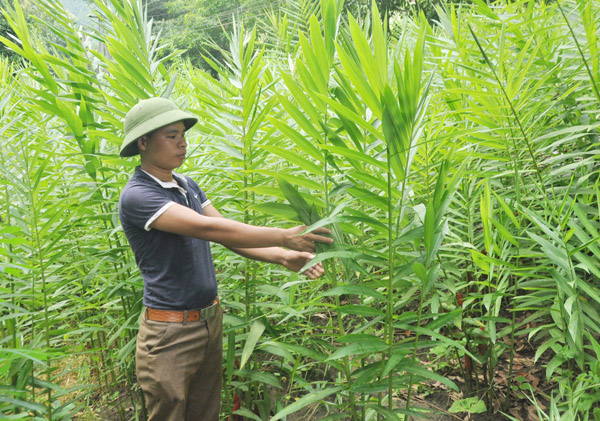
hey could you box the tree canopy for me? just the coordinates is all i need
[146,0,416,71]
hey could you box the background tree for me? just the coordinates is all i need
[149,0,269,71]
[144,0,445,71]
[146,0,425,71]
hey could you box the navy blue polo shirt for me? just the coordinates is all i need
[118,166,218,310]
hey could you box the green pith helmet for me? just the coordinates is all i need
[120,97,198,157]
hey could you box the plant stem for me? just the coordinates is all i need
[556,1,600,102]
[386,146,395,411]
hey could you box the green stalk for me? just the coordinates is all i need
[24,141,52,419]
[19,140,36,406]
[92,121,136,415]
[322,111,357,418]
[101,201,133,314]
[242,92,253,412]
[239,31,263,409]
[406,281,426,411]
[360,127,368,421]
[1,155,17,350]
[504,107,523,412]
[556,1,600,102]
[386,146,395,412]
[243,120,251,325]
[404,150,427,412]
[93,198,128,417]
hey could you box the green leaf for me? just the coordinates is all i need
[269,118,323,161]
[546,353,566,381]
[448,397,487,414]
[490,217,519,247]
[321,0,337,65]
[371,1,386,84]
[281,70,322,123]
[381,352,407,378]
[259,342,294,363]
[232,408,262,421]
[263,145,324,176]
[322,284,385,300]
[337,305,384,317]
[277,176,320,225]
[491,190,519,228]
[300,250,364,272]
[320,144,386,171]
[402,364,459,392]
[348,13,383,97]
[244,370,282,389]
[226,331,236,385]
[413,261,426,282]
[327,340,387,360]
[248,203,299,221]
[277,94,322,140]
[0,396,47,414]
[240,321,265,370]
[307,18,329,93]
[271,387,342,421]
[336,38,381,118]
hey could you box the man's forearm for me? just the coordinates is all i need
[192,216,287,249]
[227,246,286,265]
[227,246,320,277]
[152,204,287,248]
[152,203,331,252]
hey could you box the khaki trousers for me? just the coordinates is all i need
[136,305,223,421]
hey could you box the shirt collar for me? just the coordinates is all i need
[140,168,188,195]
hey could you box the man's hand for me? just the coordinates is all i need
[282,250,325,279]
[284,226,333,253]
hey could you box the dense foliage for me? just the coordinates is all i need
[0,0,599,420]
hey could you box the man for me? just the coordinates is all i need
[118,97,331,421]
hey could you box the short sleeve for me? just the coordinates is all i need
[184,176,211,208]
[201,194,211,208]
[120,184,174,231]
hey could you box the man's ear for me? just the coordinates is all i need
[137,136,147,152]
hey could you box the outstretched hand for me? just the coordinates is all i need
[284,226,333,253]
[282,250,325,279]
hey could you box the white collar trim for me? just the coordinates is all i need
[142,169,188,196]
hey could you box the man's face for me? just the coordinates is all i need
[138,121,187,169]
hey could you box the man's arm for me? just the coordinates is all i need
[202,204,326,279]
[150,202,332,253]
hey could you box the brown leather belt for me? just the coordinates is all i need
[145,297,219,323]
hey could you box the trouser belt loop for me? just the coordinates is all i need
[183,310,188,325]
